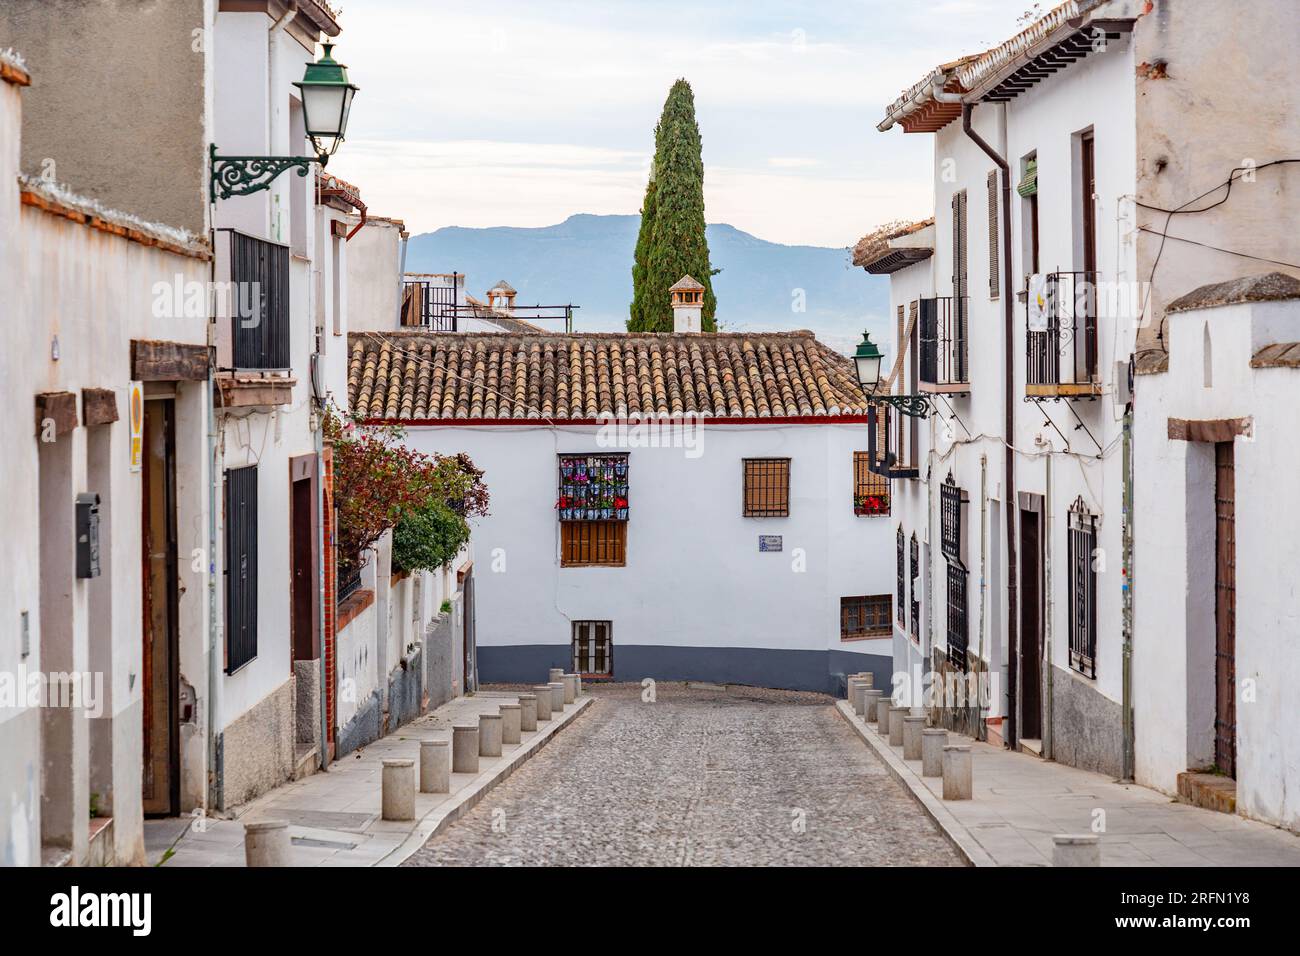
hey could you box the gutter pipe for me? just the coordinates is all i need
[961,101,1019,749]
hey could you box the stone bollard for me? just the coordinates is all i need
[381,758,416,821]
[858,672,875,690]
[847,677,864,714]
[500,702,522,745]
[479,712,503,758]
[419,739,450,794]
[853,681,870,716]
[519,694,538,731]
[942,745,973,800]
[562,674,578,704]
[877,699,893,736]
[903,716,925,760]
[864,689,883,722]
[452,723,480,773]
[921,728,947,777]
[889,707,907,746]
[244,820,292,867]
[1052,834,1101,867]
[549,667,565,683]
[548,682,566,714]
[575,674,584,696]
[533,686,553,721]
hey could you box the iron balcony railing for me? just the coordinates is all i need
[401,277,459,330]
[919,295,968,388]
[1026,270,1099,391]
[227,230,290,371]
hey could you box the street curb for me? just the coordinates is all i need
[835,700,995,867]
[375,694,595,866]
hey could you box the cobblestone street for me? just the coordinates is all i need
[405,683,963,866]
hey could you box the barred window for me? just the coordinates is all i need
[1068,497,1098,678]
[910,533,920,642]
[743,458,790,517]
[572,620,612,676]
[941,473,968,668]
[855,452,890,516]
[561,520,626,567]
[841,595,892,640]
[896,528,906,626]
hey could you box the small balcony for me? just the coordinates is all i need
[1026,270,1101,399]
[401,275,459,330]
[867,405,919,480]
[919,296,969,394]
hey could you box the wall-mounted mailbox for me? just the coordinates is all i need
[76,492,101,579]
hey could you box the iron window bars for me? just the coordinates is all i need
[1068,496,1098,679]
[941,474,969,669]
[855,451,890,516]
[572,620,612,676]
[1026,270,1100,392]
[223,229,291,371]
[897,528,907,627]
[841,596,892,640]
[910,533,921,642]
[743,458,791,517]
[557,454,629,521]
[401,276,459,330]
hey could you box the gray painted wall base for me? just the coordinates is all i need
[336,690,382,759]
[387,650,424,732]
[479,643,891,696]
[1049,664,1124,778]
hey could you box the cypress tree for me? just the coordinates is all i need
[627,79,716,332]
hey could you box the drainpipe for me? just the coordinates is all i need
[1043,445,1054,759]
[961,101,1019,749]
[1120,406,1134,781]
[396,230,409,312]
[978,453,988,735]
[206,234,222,812]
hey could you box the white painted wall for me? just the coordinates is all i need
[1135,297,1300,831]
[399,422,894,687]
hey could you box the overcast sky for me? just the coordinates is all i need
[327,0,1039,247]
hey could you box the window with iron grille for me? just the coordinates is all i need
[1068,497,1098,678]
[941,473,968,668]
[910,533,921,641]
[561,520,626,567]
[743,458,790,517]
[896,528,906,626]
[854,451,890,516]
[226,230,290,370]
[224,465,258,673]
[841,595,892,640]
[572,620,612,676]
[557,454,629,522]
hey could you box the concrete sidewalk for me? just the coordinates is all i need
[837,700,1300,867]
[146,690,591,867]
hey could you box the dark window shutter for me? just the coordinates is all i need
[225,465,258,673]
[952,189,968,328]
[987,170,1000,299]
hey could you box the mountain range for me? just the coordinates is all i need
[404,214,889,355]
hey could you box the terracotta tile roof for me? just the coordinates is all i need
[1252,342,1300,369]
[348,331,870,422]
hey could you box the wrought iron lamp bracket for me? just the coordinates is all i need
[210,144,319,201]
[869,393,934,419]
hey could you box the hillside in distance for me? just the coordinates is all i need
[404,213,889,355]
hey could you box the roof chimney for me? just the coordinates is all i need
[669,275,704,334]
[487,279,517,312]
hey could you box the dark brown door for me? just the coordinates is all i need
[291,475,316,662]
[1080,132,1096,275]
[142,398,180,816]
[1215,441,1237,778]
[1019,509,1043,740]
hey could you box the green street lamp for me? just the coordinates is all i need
[210,42,360,201]
[853,330,932,418]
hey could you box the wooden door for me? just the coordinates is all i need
[142,399,179,816]
[1019,509,1043,740]
[291,474,316,662]
[1214,441,1237,778]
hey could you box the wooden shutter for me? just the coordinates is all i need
[561,521,626,566]
[952,189,968,336]
[224,465,258,673]
[987,170,1000,299]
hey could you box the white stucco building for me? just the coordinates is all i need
[347,286,897,692]
[867,0,1300,795]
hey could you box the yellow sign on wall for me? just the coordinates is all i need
[128,381,143,473]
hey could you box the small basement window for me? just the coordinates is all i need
[743,458,790,517]
[572,620,612,676]
[841,595,892,640]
